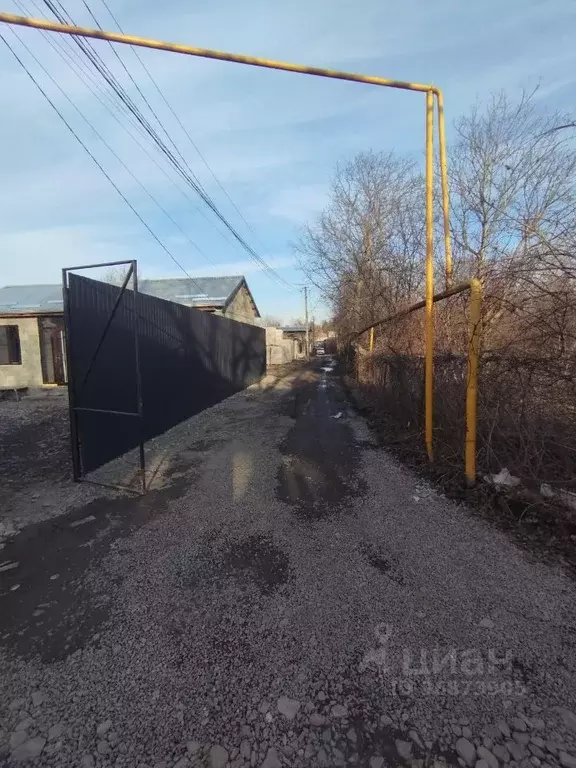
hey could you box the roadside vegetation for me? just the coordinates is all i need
[295,90,576,550]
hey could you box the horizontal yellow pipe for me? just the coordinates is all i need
[354,281,473,339]
[0,12,436,94]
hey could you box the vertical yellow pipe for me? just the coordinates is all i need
[425,90,435,461]
[465,278,482,485]
[369,326,374,353]
[436,90,453,288]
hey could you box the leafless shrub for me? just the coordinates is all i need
[298,91,576,489]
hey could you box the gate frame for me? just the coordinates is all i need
[62,259,146,493]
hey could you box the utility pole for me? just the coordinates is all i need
[303,286,310,359]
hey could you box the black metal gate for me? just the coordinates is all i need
[63,261,266,490]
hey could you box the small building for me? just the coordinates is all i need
[280,326,310,358]
[0,275,261,392]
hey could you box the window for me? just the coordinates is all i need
[0,325,22,365]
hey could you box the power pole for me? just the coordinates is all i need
[303,286,310,359]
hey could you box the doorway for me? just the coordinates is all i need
[38,316,67,385]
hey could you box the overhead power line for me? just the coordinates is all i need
[96,0,274,256]
[41,0,294,290]
[7,23,220,271]
[18,0,248,255]
[0,30,207,293]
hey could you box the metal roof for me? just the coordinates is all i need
[0,276,256,315]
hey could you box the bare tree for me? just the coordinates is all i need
[262,314,283,327]
[294,151,426,336]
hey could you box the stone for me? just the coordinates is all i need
[493,745,510,763]
[310,714,326,726]
[556,710,576,735]
[97,740,109,755]
[476,761,489,768]
[515,734,531,745]
[15,718,33,731]
[97,720,112,737]
[483,739,494,751]
[559,753,576,768]
[240,740,251,759]
[31,692,45,707]
[531,760,541,768]
[463,728,473,740]
[478,746,499,768]
[9,698,26,711]
[331,705,348,718]
[498,722,512,739]
[48,723,64,741]
[410,730,425,749]
[277,697,300,721]
[456,738,477,767]
[348,729,358,744]
[479,618,495,629]
[506,741,526,761]
[380,715,394,727]
[10,731,29,750]
[370,759,385,768]
[396,740,413,760]
[11,736,46,761]
[317,691,326,701]
[510,719,528,733]
[317,748,329,767]
[210,745,229,768]
[530,746,546,759]
[81,757,95,768]
[187,741,201,755]
[531,739,546,749]
[174,759,191,768]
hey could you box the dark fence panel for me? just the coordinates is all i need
[67,273,265,474]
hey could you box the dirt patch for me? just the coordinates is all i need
[222,534,290,595]
[0,473,189,662]
[361,542,405,586]
[277,369,366,520]
[0,398,69,493]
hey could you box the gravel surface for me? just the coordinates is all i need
[1,361,575,768]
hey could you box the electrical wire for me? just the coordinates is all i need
[20,0,247,255]
[41,0,294,290]
[8,23,220,272]
[0,30,207,293]
[96,0,274,256]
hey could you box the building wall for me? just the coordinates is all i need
[265,327,296,366]
[0,316,44,388]
[223,285,258,324]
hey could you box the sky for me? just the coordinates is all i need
[0,0,575,323]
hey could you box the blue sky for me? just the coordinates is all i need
[0,0,574,322]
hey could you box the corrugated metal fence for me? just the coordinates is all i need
[66,272,265,477]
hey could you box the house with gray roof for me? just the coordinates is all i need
[0,275,260,393]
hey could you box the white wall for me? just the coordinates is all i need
[0,316,44,388]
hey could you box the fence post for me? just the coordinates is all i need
[465,278,482,485]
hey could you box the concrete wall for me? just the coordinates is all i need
[223,285,258,324]
[265,327,296,366]
[0,316,44,389]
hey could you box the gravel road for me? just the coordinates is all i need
[1,361,575,768]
